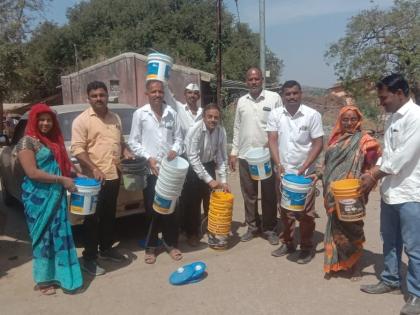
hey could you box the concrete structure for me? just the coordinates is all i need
[61,52,214,107]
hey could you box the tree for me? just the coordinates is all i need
[23,0,283,103]
[0,0,50,131]
[325,0,420,106]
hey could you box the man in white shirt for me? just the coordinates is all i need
[165,83,202,139]
[128,80,183,264]
[185,103,230,247]
[267,80,324,264]
[359,74,420,315]
[229,67,282,245]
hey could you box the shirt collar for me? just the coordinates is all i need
[184,104,202,116]
[283,104,304,117]
[145,103,172,118]
[395,99,414,117]
[246,90,266,102]
[88,106,109,117]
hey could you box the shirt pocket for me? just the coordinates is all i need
[163,121,175,144]
[296,126,311,145]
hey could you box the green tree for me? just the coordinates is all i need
[0,0,50,131]
[23,0,283,101]
[325,0,420,105]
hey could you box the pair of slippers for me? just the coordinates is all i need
[169,261,207,285]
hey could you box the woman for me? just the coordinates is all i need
[321,105,381,280]
[17,103,83,295]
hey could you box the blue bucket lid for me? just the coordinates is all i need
[187,261,207,282]
[169,265,195,285]
[283,174,312,185]
[74,177,101,187]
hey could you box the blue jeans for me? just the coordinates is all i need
[380,200,420,297]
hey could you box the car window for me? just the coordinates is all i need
[112,108,135,135]
[58,108,135,142]
[58,111,83,142]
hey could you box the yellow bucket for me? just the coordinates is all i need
[331,179,365,222]
[208,191,234,238]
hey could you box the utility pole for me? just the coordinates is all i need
[259,0,266,87]
[216,0,222,107]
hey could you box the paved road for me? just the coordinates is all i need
[0,171,407,315]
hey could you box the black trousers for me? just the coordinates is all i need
[83,178,121,260]
[180,162,216,238]
[144,175,179,248]
[238,158,277,233]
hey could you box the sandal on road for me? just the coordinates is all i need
[144,249,156,264]
[168,248,183,261]
[34,284,57,296]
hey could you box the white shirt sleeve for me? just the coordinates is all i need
[128,110,151,160]
[230,103,241,156]
[186,124,214,184]
[265,109,279,132]
[310,111,325,139]
[171,114,183,155]
[216,127,228,183]
[380,116,420,175]
[164,84,180,112]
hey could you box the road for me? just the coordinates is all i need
[0,171,407,315]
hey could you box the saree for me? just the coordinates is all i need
[322,130,380,273]
[20,137,83,292]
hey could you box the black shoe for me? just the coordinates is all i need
[240,229,258,242]
[81,259,106,276]
[264,232,280,246]
[296,249,313,264]
[400,295,420,315]
[360,281,402,295]
[271,244,296,257]
[98,248,126,263]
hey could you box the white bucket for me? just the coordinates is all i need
[70,178,101,215]
[146,53,173,82]
[153,156,189,215]
[244,147,272,180]
[153,190,178,215]
[280,174,313,212]
[161,156,189,173]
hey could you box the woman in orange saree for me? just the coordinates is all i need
[322,105,381,280]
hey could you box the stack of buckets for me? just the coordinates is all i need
[70,178,101,215]
[207,191,234,249]
[244,147,272,180]
[281,174,313,212]
[146,53,173,82]
[330,178,365,221]
[120,158,149,191]
[153,157,189,215]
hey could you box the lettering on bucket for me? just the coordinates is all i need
[264,161,271,175]
[147,62,160,79]
[70,194,84,213]
[249,164,259,177]
[154,193,173,211]
[338,199,365,215]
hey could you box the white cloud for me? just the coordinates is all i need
[230,0,395,28]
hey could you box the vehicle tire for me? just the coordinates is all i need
[0,177,15,206]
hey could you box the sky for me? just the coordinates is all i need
[43,0,394,88]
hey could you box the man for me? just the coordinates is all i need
[165,83,202,139]
[128,80,183,264]
[164,83,204,244]
[71,81,134,276]
[229,67,282,245]
[359,74,420,315]
[185,103,230,247]
[267,80,324,264]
